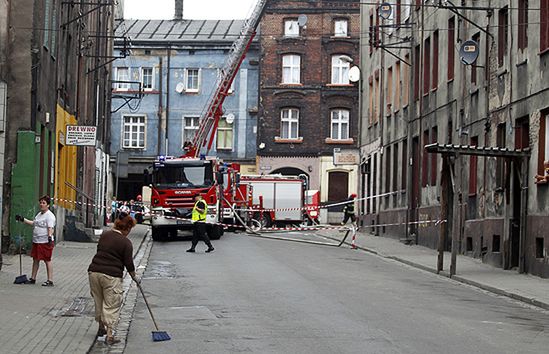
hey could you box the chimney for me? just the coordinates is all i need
[174,0,183,20]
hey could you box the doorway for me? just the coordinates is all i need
[328,171,349,212]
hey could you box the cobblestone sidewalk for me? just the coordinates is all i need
[0,225,149,354]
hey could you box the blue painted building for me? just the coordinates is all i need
[110,18,260,200]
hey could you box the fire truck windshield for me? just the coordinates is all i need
[153,162,214,189]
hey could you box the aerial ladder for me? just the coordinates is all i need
[184,0,268,158]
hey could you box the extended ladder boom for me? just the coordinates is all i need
[185,0,268,157]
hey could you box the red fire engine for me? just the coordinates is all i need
[145,1,320,240]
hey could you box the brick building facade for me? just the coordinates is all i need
[258,0,360,218]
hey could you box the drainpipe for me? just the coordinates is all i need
[165,46,171,155]
[157,56,163,156]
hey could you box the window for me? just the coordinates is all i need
[282,55,301,84]
[395,61,401,111]
[369,13,375,55]
[448,17,455,80]
[183,116,200,145]
[185,69,200,92]
[330,109,350,140]
[422,129,429,187]
[374,73,380,123]
[334,19,348,37]
[498,6,508,67]
[401,138,408,191]
[472,33,481,84]
[43,0,51,48]
[518,0,528,50]
[432,30,438,90]
[423,37,430,95]
[216,117,233,150]
[368,77,374,125]
[496,123,506,188]
[431,126,438,186]
[281,108,299,139]
[331,56,350,84]
[284,19,299,37]
[414,45,420,100]
[385,145,391,194]
[403,54,410,107]
[141,67,154,90]
[116,67,130,90]
[542,1,549,52]
[469,136,478,195]
[396,0,401,25]
[538,110,549,176]
[393,143,399,192]
[122,115,145,149]
[387,66,393,115]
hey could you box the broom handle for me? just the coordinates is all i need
[135,280,160,331]
[19,237,22,275]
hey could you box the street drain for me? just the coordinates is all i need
[56,297,92,317]
[143,261,177,279]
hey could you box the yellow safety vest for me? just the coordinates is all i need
[192,200,207,221]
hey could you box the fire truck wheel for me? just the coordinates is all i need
[207,225,223,240]
[151,227,165,241]
[253,213,271,228]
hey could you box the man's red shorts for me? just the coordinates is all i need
[31,242,54,261]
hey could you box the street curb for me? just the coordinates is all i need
[88,228,153,354]
[320,233,549,312]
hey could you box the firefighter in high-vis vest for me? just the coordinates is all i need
[187,194,214,253]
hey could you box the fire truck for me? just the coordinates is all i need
[240,175,320,228]
[146,0,267,241]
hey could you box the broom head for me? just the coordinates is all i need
[14,274,28,284]
[152,331,171,342]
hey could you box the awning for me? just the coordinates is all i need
[424,143,531,158]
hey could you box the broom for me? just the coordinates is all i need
[13,235,28,284]
[134,279,171,342]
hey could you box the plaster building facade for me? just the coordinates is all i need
[110,13,260,200]
[360,1,549,277]
[257,0,360,218]
[2,0,115,251]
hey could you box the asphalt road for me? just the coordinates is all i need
[125,231,549,354]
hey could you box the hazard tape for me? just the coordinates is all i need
[360,219,447,228]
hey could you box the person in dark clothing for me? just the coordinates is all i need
[88,213,137,345]
[341,193,357,226]
[187,195,214,253]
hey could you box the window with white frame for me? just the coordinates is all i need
[282,55,301,84]
[183,116,200,145]
[141,67,153,90]
[284,19,299,37]
[216,117,234,150]
[122,115,145,148]
[331,109,350,140]
[116,67,130,90]
[331,56,350,84]
[281,108,299,139]
[185,68,200,92]
[334,20,348,37]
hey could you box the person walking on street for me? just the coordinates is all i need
[15,195,56,286]
[88,212,137,345]
[341,193,357,227]
[187,194,214,253]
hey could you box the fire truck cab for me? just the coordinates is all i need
[146,155,225,241]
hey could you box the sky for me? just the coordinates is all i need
[124,0,258,20]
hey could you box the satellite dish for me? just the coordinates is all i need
[459,39,480,65]
[297,14,308,27]
[175,82,185,93]
[349,66,361,83]
[379,3,392,20]
[226,113,235,124]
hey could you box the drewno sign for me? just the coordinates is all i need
[66,125,97,146]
